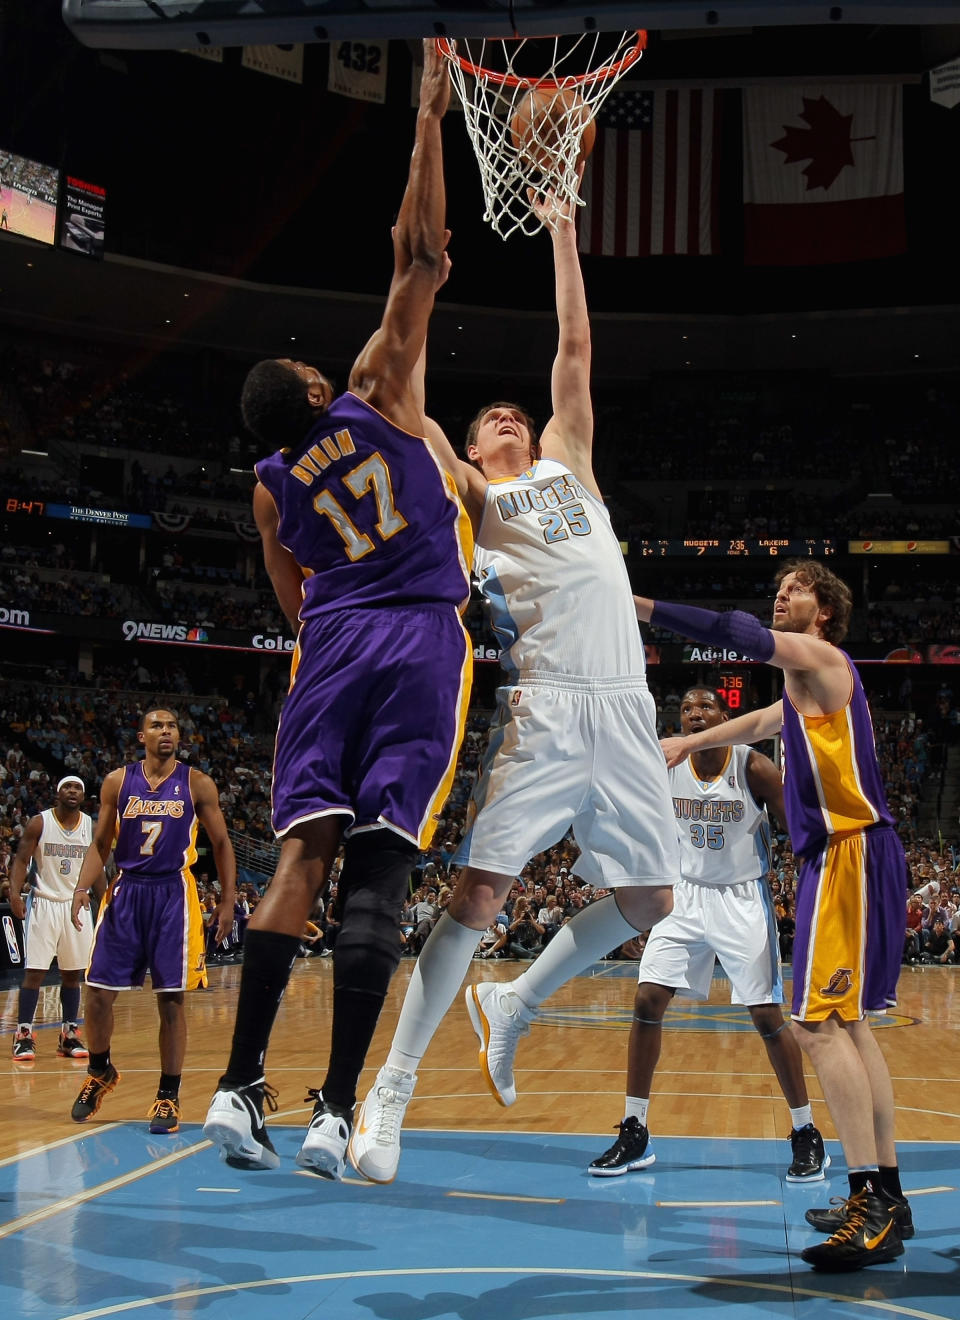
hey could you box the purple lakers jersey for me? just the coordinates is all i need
[255,392,472,620]
[780,652,895,856]
[112,760,199,878]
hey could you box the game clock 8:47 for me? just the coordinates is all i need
[718,672,751,711]
[5,497,46,515]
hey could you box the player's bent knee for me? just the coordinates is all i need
[616,883,673,931]
[752,1009,788,1040]
[633,983,672,1022]
[334,833,418,996]
[447,868,513,931]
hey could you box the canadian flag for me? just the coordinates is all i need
[743,84,905,265]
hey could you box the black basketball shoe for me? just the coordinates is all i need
[806,1192,914,1241]
[588,1116,656,1177]
[801,1189,904,1271]
[786,1123,830,1182]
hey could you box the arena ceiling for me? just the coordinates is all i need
[2,8,960,378]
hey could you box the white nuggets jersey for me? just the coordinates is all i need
[475,458,645,679]
[34,809,93,902]
[670,746,770,886]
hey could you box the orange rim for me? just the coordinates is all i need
[435,30,646,92]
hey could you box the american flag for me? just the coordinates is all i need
[577,88,722,257]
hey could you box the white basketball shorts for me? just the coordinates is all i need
[24,893,94,972]
[638,874,784,1005]
[453,674,680,888]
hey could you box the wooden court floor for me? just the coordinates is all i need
[2,958,960,1320]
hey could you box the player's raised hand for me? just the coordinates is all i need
[529,165,584,231]
[420,38,451,117]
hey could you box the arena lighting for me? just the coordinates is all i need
[229,467,252,474]
[21,448,49,456]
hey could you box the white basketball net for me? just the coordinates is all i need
[439,33,644,241]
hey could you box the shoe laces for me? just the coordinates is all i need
[262,1081,279,1114]
[302,1088,349,1128]
[77,1071,109,1103]
[148,1097,180,1120]
[368,1082,410,1147]
[824,1194,868,1244]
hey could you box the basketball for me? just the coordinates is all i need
[509,86,596,173]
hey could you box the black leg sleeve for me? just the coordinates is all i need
[319,832,416,1109]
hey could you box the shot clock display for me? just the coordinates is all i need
[717,673,751,711]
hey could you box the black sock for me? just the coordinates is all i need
[158,1073,181,1098]
[320,986,385,1110]
[848,1170,882,1198]
[223,929,301,1084]
[879,1165,904,1200]
[89,1050,111,1074]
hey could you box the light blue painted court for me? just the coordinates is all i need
[3,1128,958,1320]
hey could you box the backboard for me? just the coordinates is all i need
[61,0,960,50]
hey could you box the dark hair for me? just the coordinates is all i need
[240,360,319,452]
[776,560,853,645]
[465,401,540,464]
[141,708,180,732]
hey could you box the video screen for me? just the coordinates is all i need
[0,148,59,246]
[59,175,106,259]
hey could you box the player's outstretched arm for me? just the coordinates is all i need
[191,770,237,944]
[72,771,120,929]
[350,39,450,433]
[635,595,849,683]
[411,319,485,516]
[7,814,42,921]
[661,701,784,768]
[536,174,600,499]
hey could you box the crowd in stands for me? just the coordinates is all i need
[4,536,958,656]
[155,581,286,635]
[2,336,959,973]
[2,671,958,967]
[0,561,146,619]
[904,863,960,964]
[2,338,960,544]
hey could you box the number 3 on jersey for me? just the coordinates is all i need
[313,453,408,561]
[690,823,724,850]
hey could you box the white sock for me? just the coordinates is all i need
[790,1104,814,1130]
[385,911,481,1072]
[510,895,639,1012]
[625,1096,649,1126]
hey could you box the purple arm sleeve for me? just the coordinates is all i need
[650,601,776,663]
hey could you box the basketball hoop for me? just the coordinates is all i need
[437,32,646,241]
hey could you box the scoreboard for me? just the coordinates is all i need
[638,539,836,558]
